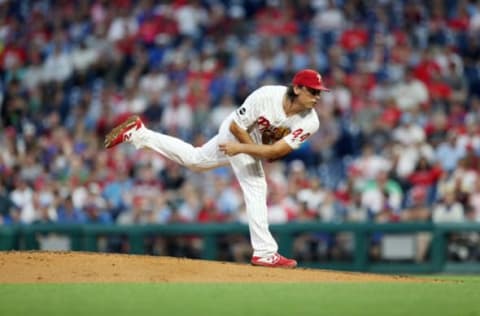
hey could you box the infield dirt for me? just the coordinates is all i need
[0,251,430,283]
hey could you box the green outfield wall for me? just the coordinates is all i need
[1,222,479,274]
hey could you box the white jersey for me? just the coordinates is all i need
[230,85,320,149]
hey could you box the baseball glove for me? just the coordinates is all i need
[261,126,291,144]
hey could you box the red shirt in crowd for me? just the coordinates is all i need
[408,164,443,187]
[339,28,368,52]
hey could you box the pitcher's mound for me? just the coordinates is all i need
[0,251,426,283]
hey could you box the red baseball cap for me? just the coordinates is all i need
[292,69,329,91]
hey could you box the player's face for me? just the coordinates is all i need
[300,86,322,108]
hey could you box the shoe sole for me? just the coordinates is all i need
[251,262,297,269]
[104,115,139,148]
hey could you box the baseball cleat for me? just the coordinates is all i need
[104,115,144,149]
[251,253,297,268]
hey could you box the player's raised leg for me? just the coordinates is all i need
[104,115,228,171]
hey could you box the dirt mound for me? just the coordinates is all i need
[0,251,427,283]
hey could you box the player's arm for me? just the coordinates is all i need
[223,118,318,160]
[226,120,293,160]
[229,120,255,145]
[219,138,293,160]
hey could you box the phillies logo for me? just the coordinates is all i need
[317,74,322,84]
[257,116,285,135]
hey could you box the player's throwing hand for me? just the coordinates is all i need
[219,142,241,156]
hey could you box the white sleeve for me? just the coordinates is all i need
[232,89,262,130]
[283,117,319,150]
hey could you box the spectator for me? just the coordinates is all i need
[117,196,154,225]
[9,178,35,224]
[344,190,369,222]
[433,188,469,261]
[433,189,465,223]
[435,132,464,174]
[0,181,17,225]
[406,156,443,205]
[401,186,431,222]
[391,67,429,112]
[468,178,480,222]
[56,195,86,224]
[267,186,297,224]
[31,194,57,224]
[349,143,391,183]
[196,197,225,223]
[361,170,403,216]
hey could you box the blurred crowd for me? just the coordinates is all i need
[1,0,480,261]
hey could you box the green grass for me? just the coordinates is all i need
[0,276,478,316]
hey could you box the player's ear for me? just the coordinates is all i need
[292,85,302,96]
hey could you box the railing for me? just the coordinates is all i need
[1,222,479,273]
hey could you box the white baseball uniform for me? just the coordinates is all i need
[130,85,319,257]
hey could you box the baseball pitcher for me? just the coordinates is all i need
[104,69,329,268]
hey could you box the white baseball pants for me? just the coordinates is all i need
[131,119,278,258]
